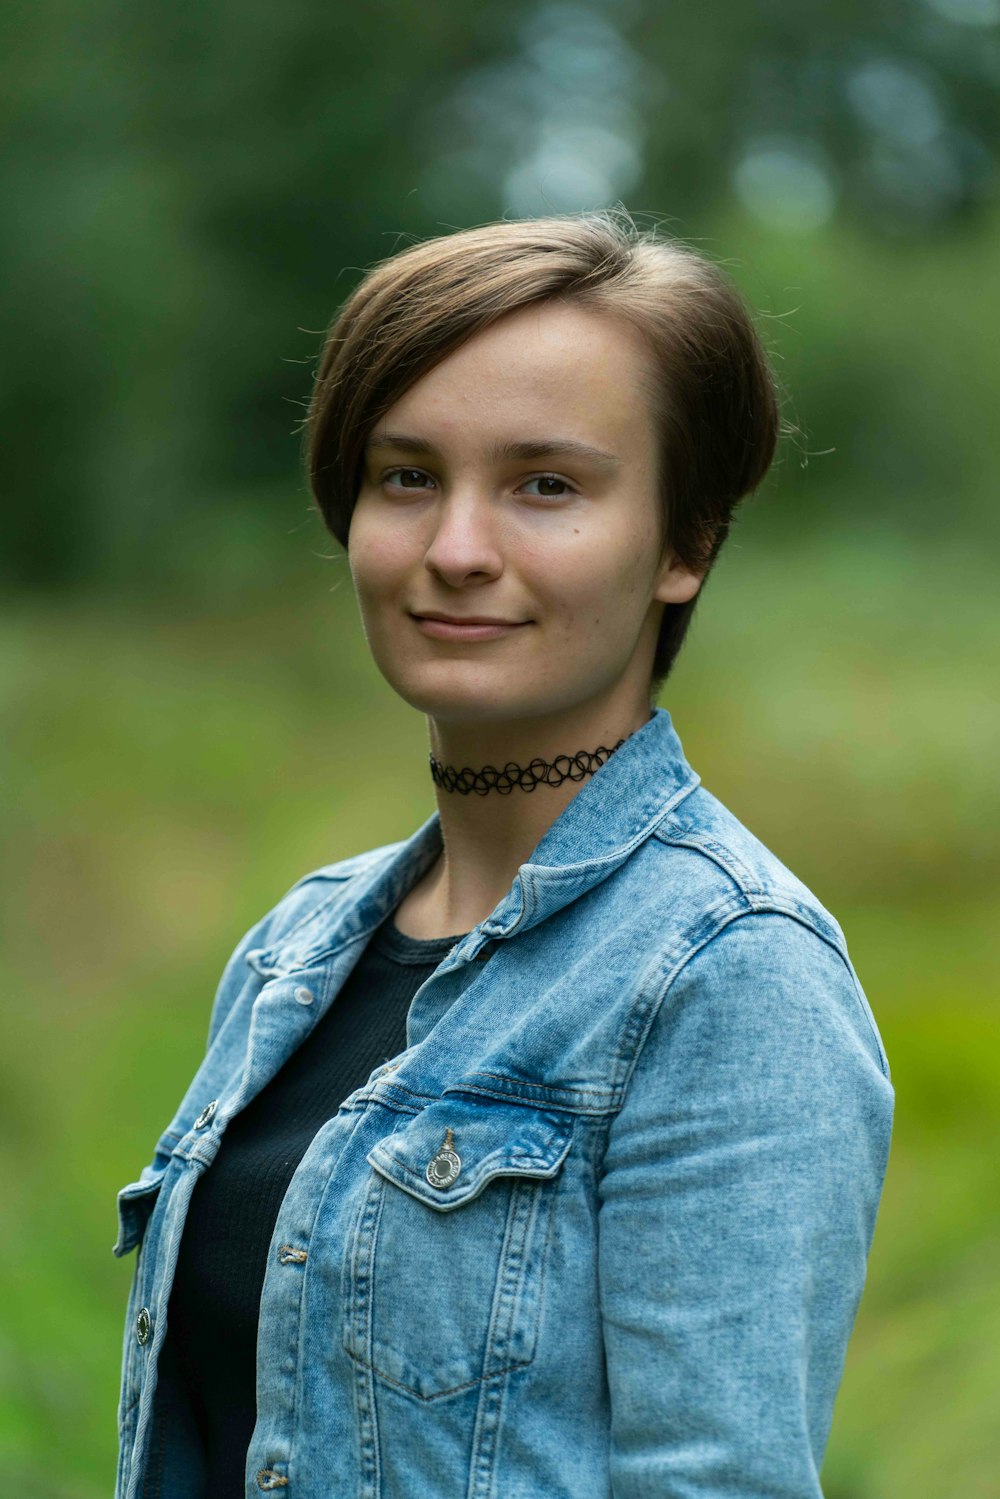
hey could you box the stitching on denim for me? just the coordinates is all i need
[379,1146,564,1195]
[468,1069,618,1100]
[266,839,434,965]
[445,1078,621,1113]
[612,899,767,1104]
[259,871,365,961]
[521,775,699,889]
[344,1162,550,1403]
[345,1178,541,1402]
[140,1392,166,1499]
[345,1344,522,1402]
[652,820,763,894]
[824,939,892,1080]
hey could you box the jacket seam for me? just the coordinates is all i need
[614,903,890,1125]
[652,820,762,896]
[526,774,698,884]
[244,854,394,981]
[462,1072,618,1102]
[263,870,362,948]
[377,1137,567,1189]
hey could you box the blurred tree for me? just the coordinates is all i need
[0,0,535,587]
[0,0,996,589]
[419,0,998,232]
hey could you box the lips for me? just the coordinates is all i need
[413,613,524,625]
[411,613,530,641]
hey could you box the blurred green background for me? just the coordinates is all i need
[2,1,998,1494]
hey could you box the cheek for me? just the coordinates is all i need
[551,533,650,624]
[603,515,664,607]
[348,513,408,597]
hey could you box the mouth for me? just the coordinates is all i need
[410,613,531,641]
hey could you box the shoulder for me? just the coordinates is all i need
[660,908,890,1083]
[631,785,891,1083]
[610,905,894,1182]
[649,783,847,945]
[205,838,404,1045]
[265,839,404,934]
[240,840,406,968]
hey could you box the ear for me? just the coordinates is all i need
[653,550,703,607]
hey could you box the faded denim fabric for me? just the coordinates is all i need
[112,706,894,1499]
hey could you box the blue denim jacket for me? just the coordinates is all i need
[112,706,894,1499]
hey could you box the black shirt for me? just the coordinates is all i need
[153,910,466,1497]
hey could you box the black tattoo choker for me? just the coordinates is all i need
[428,736,627,795]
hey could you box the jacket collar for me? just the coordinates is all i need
[262,706,700,972]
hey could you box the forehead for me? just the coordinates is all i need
[378,300,657,453]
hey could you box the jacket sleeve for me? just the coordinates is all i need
[597,910,894,1498]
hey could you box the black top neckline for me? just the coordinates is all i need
[369,912,469,965]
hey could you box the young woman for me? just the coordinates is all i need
[112,211,894,1499]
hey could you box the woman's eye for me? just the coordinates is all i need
[521,475,574,499]
[380,469,573,499]
[384,468,434,490]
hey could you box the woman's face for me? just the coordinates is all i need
[347,298,702,726]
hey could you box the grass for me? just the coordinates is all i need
[1,528,996,1496]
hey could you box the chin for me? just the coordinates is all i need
[384,670,538,725]
[397,690,525,725]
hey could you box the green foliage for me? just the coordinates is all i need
[2,0,998,588]
[1,532,998,1494]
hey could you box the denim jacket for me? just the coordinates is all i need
[112,706,894,1499]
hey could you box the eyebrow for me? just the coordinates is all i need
[365,431,622,472]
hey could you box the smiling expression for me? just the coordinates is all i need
[346,298,702,725]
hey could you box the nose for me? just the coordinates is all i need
[422,490,504,588]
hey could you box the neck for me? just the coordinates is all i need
[405,692,654,937]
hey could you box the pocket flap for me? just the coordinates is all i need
[367,1096,573,1211]
[113,1165,168,1258]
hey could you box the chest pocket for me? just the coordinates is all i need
[342,1095,574,1402]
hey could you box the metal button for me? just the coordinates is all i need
[193,1099,218,1129]
[425,1126,461,1189]
[256,1470,289,1490]
[277,1244,308,1264]
[136,1307,151,1345]
[293,985,314,1005]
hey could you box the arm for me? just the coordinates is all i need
[598,911,894,1497]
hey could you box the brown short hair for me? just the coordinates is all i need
[304,209,783,694]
